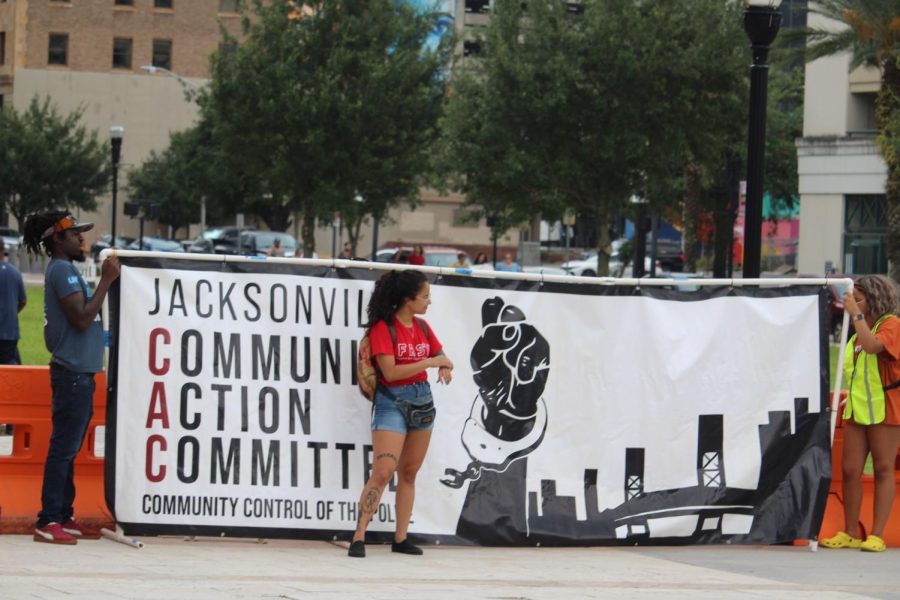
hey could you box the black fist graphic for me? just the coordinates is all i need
[470,297,550,441]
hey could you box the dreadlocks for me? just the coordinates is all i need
[22,211,71,257]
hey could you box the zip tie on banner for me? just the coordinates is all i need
[100,526,144,549]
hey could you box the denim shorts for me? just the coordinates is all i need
[371,381,436,434]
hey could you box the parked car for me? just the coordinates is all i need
[372,246,467,267]
[649,237,685,272]
[127,237,184,252]
[564,236,675,277]
[90,234,135,260]
[187,226,255,254]
[371,248,400,262]
[0,226,21,258]
[237,231,300,257]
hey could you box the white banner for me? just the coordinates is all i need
[108,258,830,544]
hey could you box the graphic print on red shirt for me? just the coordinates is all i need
[368,317,442,386]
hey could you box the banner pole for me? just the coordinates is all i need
[829,278,853,445]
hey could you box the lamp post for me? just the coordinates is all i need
[742,0,781,278]
[140,65,200,99]
[110,126,124,247]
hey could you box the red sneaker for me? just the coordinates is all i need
[34,522,77,545]
[62,519,102,540]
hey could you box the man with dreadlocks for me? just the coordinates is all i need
[22,211,120,545]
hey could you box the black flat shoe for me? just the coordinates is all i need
[348,540,365,558]
[391,538,423,555]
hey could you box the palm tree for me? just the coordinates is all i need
[804,1,900,281]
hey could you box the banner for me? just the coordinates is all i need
[105,256,832,545]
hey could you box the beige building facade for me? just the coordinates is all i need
[1,0,506,257]
[796,12,887,276]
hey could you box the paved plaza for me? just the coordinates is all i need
[1,534,898,599]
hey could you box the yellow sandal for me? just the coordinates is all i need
[821,531,863,549]
[861,534,887,553]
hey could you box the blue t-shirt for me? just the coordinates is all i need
[495,261,522,272]
[0,262,26,340]
[44,259,103,372]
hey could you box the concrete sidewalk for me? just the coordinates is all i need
[0,534,897,599]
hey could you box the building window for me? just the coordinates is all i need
[465,0,490,13]
[152,39,172,70]
[154,0,173,8]
[0,32,5,66]
[48,33,69,66]
[219,0,239,12]
[115,0,134,6]
[113,37,132,69]
[844,194,887,274]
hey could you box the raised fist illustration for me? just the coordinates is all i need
[471,297,550,441]
[442,297,550,488]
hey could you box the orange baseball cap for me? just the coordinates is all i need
[41,214,94,239]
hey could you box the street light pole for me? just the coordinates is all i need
[110,126,124,247]
[742,0,781,278]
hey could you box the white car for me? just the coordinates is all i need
[562,251,657,277]
[0,226,21,258]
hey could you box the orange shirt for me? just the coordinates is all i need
[875,316,900,425]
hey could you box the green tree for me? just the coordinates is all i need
[128,120,241,238]
[199,0,453,255]
[439,0,747,275]
[803,0,900,280]
[0,97,110,228]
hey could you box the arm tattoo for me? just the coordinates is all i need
[375,452,398,465]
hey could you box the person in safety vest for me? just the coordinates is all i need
[822,274,900,553]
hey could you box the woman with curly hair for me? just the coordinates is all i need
[822,275,900,552]
[348,269,453,558]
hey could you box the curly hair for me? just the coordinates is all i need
[365,269,427,329]
[854,274,900,320]
[22,210,71,257]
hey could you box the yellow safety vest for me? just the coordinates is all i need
[843,315,894,425]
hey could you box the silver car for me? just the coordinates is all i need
[0,226,21,258]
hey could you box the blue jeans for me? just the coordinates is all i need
[371,381,436,434]
[37,367,95,526]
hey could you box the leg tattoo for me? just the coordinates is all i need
[357,488,379,527]
[375,452,398,465]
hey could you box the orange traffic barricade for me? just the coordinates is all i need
[0,365,112,534]
[818,391,900,546]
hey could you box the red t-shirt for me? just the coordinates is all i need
[369,317,442,386]
[408,254,425,265]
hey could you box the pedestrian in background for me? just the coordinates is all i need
[267,238,285,257]
[22,211,120,545]
[408,244,426,266]
[495,252,522,272]
[348,270,453,558]
[0,237,27,365]
[822,275,900,552]
[450,252,470,269]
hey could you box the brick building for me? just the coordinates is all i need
[0,0,505,257]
